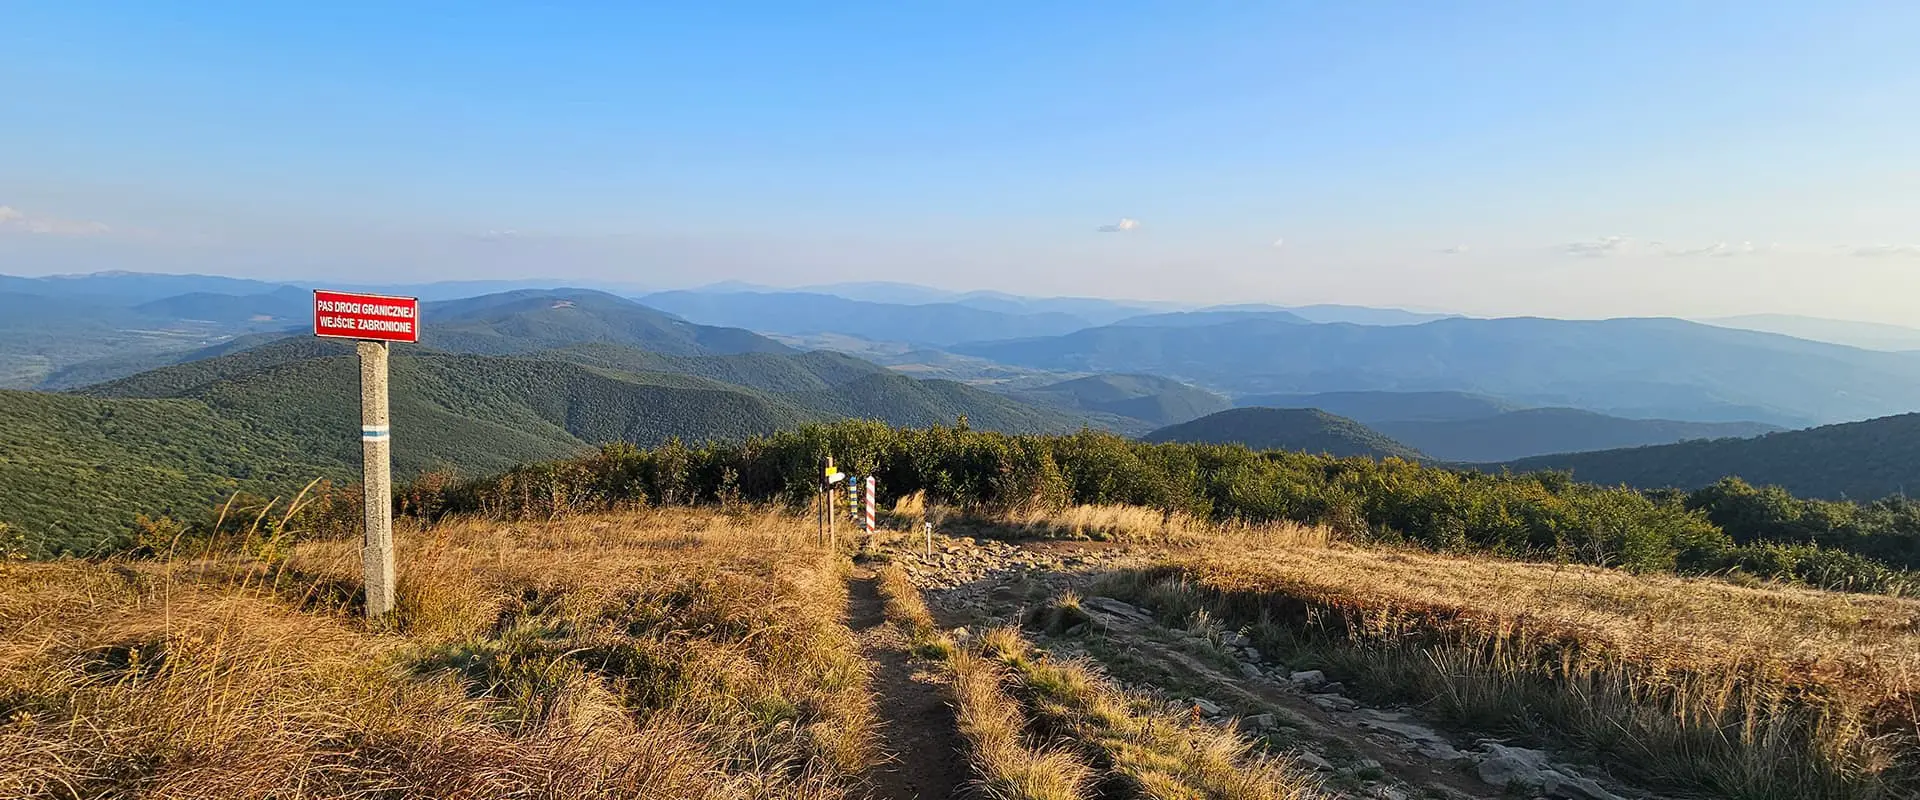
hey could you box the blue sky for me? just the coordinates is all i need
[3,2,1918,321]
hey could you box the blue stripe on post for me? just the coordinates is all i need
[362,425,390,441]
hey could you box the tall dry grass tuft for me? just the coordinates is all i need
[964,504,1332,547]
[949,648,1096,800]
[872,562,1090,797]
[874,564,955,661]
[978,626,1325,800]
[1101,540,1920,799]
[889,490,927,521]
[0,507,873,799]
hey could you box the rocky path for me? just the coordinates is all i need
[846,568,969,800]
[873,531,1646,800]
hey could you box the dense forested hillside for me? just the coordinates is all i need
[1142,407,1423,460]
[9,334,1089,554]
[783,373,1085,432]
[0,389,343,557]
[530,343,891,392]
[1501,413,1920,500]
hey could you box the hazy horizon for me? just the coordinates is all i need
[5,4,1919,324]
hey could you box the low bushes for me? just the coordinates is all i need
[390,422,1918,595]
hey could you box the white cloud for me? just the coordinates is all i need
[1096,217,1141,233]
[1562,235,1632,257]
[1665,241,1760,258]
[1271,237,1285,248]
[0,205,112,237]
[1852,244,1920,258]
[1440,244,1469,254]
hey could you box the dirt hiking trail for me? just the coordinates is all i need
[848,569,970,800]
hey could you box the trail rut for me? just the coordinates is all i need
[848,569,969,800]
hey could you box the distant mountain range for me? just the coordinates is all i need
[1142,407,1424,460]
[1239,390,1522,422]
[1374,409,1780,463]
[1500,413,1920,501]
[954,316,1920,427]
[14,270,1920,549]
[1204,303,1458,326]
[1702,314,1920,352]
[1110,310,1312,327]
[639,290,1097,346]
[1239,390,1781,462]
[1010,373,1230,433]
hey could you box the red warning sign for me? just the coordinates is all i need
[313,290,420,343]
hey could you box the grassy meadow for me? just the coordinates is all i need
[1099,535,1920,799]
[0,508,872,799]
[3,490,1916,799]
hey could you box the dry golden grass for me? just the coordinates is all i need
[0,508,873,799]
[968,504,1331,547]
[1119,535,1920,798]
[871,563,1090,798]
[949,647,1096,800]
[875,565,936,638]
[978,627,1324,800]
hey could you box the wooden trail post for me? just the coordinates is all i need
[822,457,840,548]
[314,289,419,623]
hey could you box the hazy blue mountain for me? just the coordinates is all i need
[0,271,291,304]
[1702,314,1920,352]
[790,281,1175,321]
[954,316,1920,426]
[639,290,1096,346]
[794,280,965,305]
[38,330,301,391]
[1013,373,1229,429]
[1223,304,1460,326]
[1113,310,1311,327]
[1376,408,1782,463]
[0,290,148,327]
[55,289,806,392]
[950,292,1166,324]
[1237,390,1522,422]
[424,289,789,356]
[132,286,311,325]
[0,290,249,390]
[1142,407,1423,460]
[1499,413,1920,501]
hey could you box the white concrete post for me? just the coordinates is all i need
[358,341,396,621]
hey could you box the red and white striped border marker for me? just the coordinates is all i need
[864,476,876,534]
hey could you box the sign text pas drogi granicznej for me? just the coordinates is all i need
[313,289,420,344]
[313,288,420,623]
